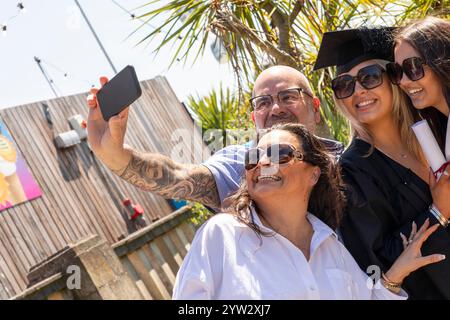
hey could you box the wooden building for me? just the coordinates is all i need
[0,76,204,299]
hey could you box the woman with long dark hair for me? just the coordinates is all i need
[387,16,450,151]
[172,123,442,299]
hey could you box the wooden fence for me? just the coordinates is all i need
[113,206,196,300]
[11,205,197,300]
[0,76,205,299]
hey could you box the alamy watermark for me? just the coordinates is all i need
[66,265,81,290]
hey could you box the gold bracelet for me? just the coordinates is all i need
[381,272,402,290]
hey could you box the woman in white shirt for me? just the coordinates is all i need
[173,123,445,300]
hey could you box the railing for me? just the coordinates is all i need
[11,205,197,300]
[112,205,196,300]
[11,273,72,300]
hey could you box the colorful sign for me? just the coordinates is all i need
[0,121,42,211]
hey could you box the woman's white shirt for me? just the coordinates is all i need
[172,209,407,300]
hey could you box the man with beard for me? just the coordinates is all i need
[86,65,343,211]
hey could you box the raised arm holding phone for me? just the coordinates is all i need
[86,71,221,210]
[86,65,343,212]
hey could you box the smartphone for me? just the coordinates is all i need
[97,65,142,121]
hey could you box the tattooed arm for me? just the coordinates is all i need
[85,81,219,209]
[112,148,221,211]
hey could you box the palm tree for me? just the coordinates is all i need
[394,0,449,22]
[135,0,448,143]
[186,83,253,151]
[135,0,391,141]
[132,0,447,223]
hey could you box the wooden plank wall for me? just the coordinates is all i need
[0,76,204,299]
[11,206,197,300]
[114,207,197,300]
[118,221,196,300]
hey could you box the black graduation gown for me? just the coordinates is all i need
[339,139,450,299]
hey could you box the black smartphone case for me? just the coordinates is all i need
[97,65,142,121]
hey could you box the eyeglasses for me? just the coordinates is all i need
[386,57,426,85]
[244,143,306,171]
[249,88,313,111]
[331,64,386,99]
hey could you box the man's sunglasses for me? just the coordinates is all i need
[244,144,306,171]
[249,88,313,111]
[386,57,426,85]
[331,64,386,99]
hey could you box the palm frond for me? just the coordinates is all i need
[135,0,445,143]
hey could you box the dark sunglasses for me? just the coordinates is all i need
[331,64,386,99]
[386,57,426,85]
[244,144,306,171]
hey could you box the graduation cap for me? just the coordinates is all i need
[313,27,396,74]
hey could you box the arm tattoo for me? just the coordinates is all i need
[113,150,220,210]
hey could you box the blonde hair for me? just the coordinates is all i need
[334,60,425,162]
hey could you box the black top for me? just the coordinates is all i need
[339,138,450,299]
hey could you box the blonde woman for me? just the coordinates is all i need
[314,27,450,299]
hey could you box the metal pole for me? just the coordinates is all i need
[34,56,59,98]
[74,0,118,73]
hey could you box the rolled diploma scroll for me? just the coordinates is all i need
[412,120,447,178]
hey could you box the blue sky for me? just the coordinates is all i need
[0,0,236,109]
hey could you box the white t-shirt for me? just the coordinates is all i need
[173,209,407,300]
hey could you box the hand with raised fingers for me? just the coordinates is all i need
[86,76,132,173]
[385,218,445,285]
